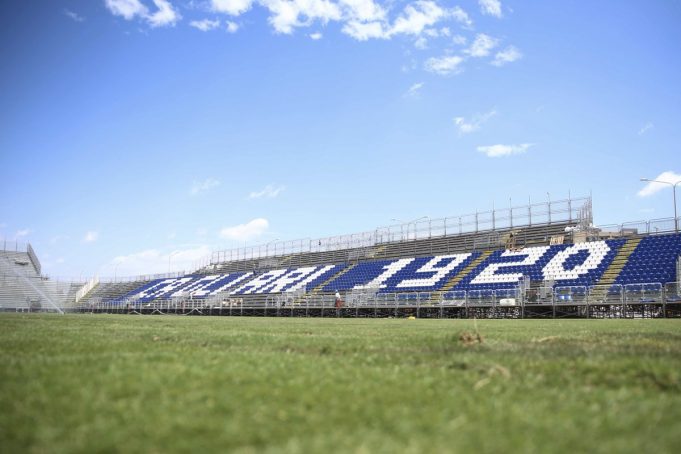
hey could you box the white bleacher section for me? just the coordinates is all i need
[471,247,550,285]
[396,254,471,289]
[0,247,83,312]
[543,241,610,281]
[75,276,99,303]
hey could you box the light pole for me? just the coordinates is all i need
[114,261,121,282]
[640,177,681,231]
[410,216,430,240]
[265,238,280,257]
[168,251,180,274]
[390,218,405,241]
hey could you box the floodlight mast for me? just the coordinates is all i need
[640,178,681,232]
[114,261,121,281]
[265,238,280,257]
[168,251,180,273]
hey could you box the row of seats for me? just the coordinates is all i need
[114,234,681,302]
[454,239,625,290]
[616,235,681,285]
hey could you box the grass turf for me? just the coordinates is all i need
[1,314,680,453]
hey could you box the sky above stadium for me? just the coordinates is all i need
[1,0,680,279]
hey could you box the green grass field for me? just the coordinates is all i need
[1,314,680,453]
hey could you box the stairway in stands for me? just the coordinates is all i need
[370,244,386,258]
[590,237,642,299]
[431,250,493,301]
[309,263,357,294]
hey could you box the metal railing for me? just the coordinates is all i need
[197,196,591,270]
[98,271,187,284]
[93,214,681,284]
[75,276,99,303]
[72,282,681,318]
[26,244,41,275]
[0,240,31,253]
[596,218,679,237]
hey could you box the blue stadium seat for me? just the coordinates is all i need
[114,233,681,302]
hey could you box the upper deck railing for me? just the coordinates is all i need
[195,196,592,270]
[0,240,41,275]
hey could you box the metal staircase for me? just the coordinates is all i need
[596,237,641,287]
[309,263,357,294]
[430,250,493,301]
[589,237,642,301]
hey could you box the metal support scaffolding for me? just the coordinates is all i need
[72,280,681,319]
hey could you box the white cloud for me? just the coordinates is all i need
[204,0,470,42]
[452,34,467,45]
[147,0,181,27]
[212,0,255,16]
[492,46,522,66]
[477,143,533,158]
[107,245,212,276]
[638,171,681,197]
[479,0,502,18]
[105,0,180,27]
[191,178,221,195]
[421,26,449,41]
[310,31,323,39]
[248,184,286,199]
[257,0,389,36]
[638,122,654,136]
[404,82,424,98]
[190,19,221,31]
[226,20,240,32]
[219,218,269,241]
[338,0,386,22]
[83,231,99,243]
[450,6,472,27]
[466,33,498,57]
[414,36,428,49]
[342,20,387,40]
[261,0,342,34]
[390,1,447,36]
[64,9,85,22]
[15,229,30,239]
[453,109,497,135]
[105,0,148,20]
[424,55,464,75]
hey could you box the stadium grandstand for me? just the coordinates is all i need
[3,195,681,318]
[0,242,82,314]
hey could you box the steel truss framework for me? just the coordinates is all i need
[68,282,681,319]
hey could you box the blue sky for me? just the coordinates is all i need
[1,0,680,279]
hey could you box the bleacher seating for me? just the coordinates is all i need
[114,264,347,303]
[110,234,681,304]
[322,254,477,293]
[615,234,681,285]
[454,239,625,290]
[0,249,82,311]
